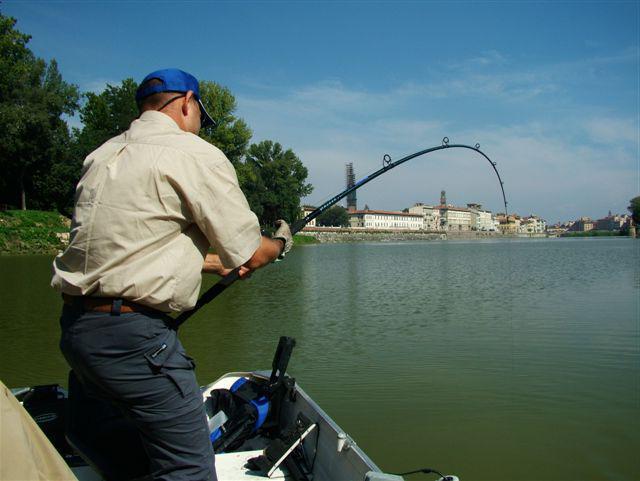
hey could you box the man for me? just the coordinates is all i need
[51,68,292,481]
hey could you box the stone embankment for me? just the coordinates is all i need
[298,227,519,243]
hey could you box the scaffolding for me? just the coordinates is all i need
[346,163,357,212]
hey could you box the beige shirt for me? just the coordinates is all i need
[51,111,261,312]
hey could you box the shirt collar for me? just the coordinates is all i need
[138,110,181,130]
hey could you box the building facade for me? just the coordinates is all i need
[408,203,440,230]
[437,205,472,231]
[595,213,630,231]
[519,215,547,234]
[497,214,520,234]
[466,203,497,231]
[568,217,594,232]
[349,209,423,230]
[301,205,317,227]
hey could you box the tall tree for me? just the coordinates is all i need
[73,78,139,161]
[198,81,252,167]
[244,140,313,226]
[0,14,79,210]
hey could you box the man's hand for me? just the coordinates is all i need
[273,219,293,258]
[219,265,252,279]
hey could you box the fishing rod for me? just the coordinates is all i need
[173,137,507,328]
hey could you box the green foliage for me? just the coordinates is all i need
[198,81,252,166]
[0,210,69,254]
[316,205,350,227]
[244,140,313,226]
[73,78,139,161]
[293,234,319,245]
[0,14,79,211]
[628,196,640,225]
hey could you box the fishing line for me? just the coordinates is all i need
[172,137,508,328]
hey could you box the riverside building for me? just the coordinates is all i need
[518,215,547,234]
[301,205,317,227]
[467,203,497,231]
[436,204,472,231]
[349,209,423,230]
[408,203,440,230]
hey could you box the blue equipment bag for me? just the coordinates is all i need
[207,336,296,453]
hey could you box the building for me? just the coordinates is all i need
[595,212,629,231]
[519,215,547,234]
[345,163,357,212]
[568,217,594,232]
[466,203,496,231]
[496,213,520,234]
[300,205,317,227]
[436,204,472,231]
[408,203,440,230]
[349,209,423,230]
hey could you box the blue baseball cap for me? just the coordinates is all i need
[135,68,215,128]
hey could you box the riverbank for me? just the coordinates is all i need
[298,227,527,243]
[0,210,70,255]
[560,230,626,237]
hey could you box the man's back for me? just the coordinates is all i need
[52,110,260,312]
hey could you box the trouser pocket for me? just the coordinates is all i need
[144,330,196,398]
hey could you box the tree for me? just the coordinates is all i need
[198,81,252,167]
[0,14,79,210]
[73,78,139,161]
[628,196,640,225]
[244,140,313,226]
[316,205,350,227]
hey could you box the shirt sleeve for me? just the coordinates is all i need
[169,149,262,269]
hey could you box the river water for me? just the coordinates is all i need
[0,238,638,481]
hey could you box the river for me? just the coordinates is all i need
[1,237,638,481]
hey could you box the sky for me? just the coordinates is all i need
[3,0,639,224]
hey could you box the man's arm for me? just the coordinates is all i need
[203,220,292,276]
[202,253,228,275]
[244,236,285,270]
[202,236,283,277]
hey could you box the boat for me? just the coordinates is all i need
[6,337,458,481]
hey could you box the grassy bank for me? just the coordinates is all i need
[0,210,70,255]
[292,234,319,245]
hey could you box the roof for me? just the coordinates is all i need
[349,209,422,218]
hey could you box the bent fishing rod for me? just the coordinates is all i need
[173,137,508,328]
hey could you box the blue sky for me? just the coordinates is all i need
[3,1,639,223]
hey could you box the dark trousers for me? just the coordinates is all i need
[59,303,216,481]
